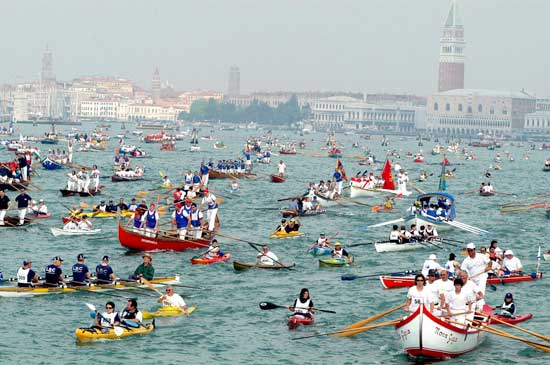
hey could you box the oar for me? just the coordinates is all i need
[484,313,550,342]
[139,277,187,314]
[85,303,124,336]
[341,270,417,281]
[364,217,405,230]
[347,240,390,248]
[259,301,336,314]
[117,278,208,290]
[494,191,518,197]
[293,319,401,340]
[337,303,406,334]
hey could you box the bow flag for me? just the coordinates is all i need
[381,160,395,190]
[336,159,348,181]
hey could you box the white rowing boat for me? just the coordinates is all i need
[50,228,102,237]
[374,240,441,253]
[349,181,411,198]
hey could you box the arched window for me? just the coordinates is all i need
[446,103,450,111]
[478,104,483,113]
[434,102,439,111]
[458,104,463,112]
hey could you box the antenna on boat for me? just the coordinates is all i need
[438,156,447,192]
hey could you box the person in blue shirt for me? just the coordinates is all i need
[14,188,32,225]
[17,259,39,287]
[95,255,116,283]
[333,169,343,195]
[45,256,64,286]
[200,161,209,188]
[71,254,91,285]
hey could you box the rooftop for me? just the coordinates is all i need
[435,89,535,99]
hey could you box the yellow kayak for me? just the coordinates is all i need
[75,322,155,341]
[269,230,304,239]
[142,305,197,319]
[76,210,134,219]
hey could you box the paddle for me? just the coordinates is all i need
[481,312,550,342]
[259,301,336,314]
[85,303,124,336]
[293,319,401,340]
[139,277,187,314]
[341,270,417,281]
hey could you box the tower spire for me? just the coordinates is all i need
[438,0,465,92]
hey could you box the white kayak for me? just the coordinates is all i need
[51,228,102,237]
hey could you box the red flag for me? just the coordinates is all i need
[381,160,395,190]
[336,159,348,181]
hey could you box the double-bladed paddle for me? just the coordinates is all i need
[259,301,336,314]
[85,303,124,336]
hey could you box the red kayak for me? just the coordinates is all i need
[27,212,51,219]
[190,253,231,265]
[481,304,533,325]
[271,174,285,183]
[380,272,543,289]
[288,314,314,330]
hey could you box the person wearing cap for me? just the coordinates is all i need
[30,199,48,216]
[422,254,442,277]
[257,245,279,266]
[140,203,159,238]
[158,286,189,315]
[14,188,32,225]
[315,232,331,248]
[494,293,516,318]
[171,201,190,239]
[71,254,91,285]
[444,253,460,278]
[331,242,350,260]
[443,278,474,324]
[502,250,523,275]
[95,200,107,213]
[132,253,155,281]
[96,256,116,284]
[17,259,39,287]
[45,256,65,286]
[0,189,10,226]
[461,242,492,295]
[200,189,218,232]
[105,200,117,213]
[127,198,138,212]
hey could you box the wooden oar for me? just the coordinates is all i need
[293,319,401,340]
[140,277,187,314]
[337,303,406,335]
[26,180,43,191]
[341,270,417,281]
[482,314,550,342]
[259,301,336,314]
[408,181,425,194]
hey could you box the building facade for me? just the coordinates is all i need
[438,0,465,92]
[152,68,161,104]
[426,89,535,135]
[228,66,240,96]
[524,111,550,134]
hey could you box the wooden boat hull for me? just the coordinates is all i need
[0,216,32,227]
[270,174,285,183]
[232,261,295,271]
[380,272,543,289]
[59,187,103,197]
[208,170,256,180]
[118,222,212,251]
[395,305,486,359]
[111,175,144,182]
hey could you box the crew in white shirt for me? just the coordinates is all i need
[158,286,189,315]
[444,278,474,324]
[421,254,442,277]
[502,250,523,274]
[405,274,434,314]
[461,242,491,295]
[257,245,279,266]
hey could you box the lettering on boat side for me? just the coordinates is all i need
[141,239,157,244]
[398,328,411,340]
[434,326,458,344]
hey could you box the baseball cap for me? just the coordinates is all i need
[335,242,342,246]
[53,256,64,262]
[203,189,209,193]
[77,254,87,260]
[505,292,513,299]
[142,253,152,259]
[23,259,32,265]
[466,242,476,250]
[320,232,325,236]
[39,199,44,202]
[428,254,437,260]
[504,250,514,256]
[102,255,110,261]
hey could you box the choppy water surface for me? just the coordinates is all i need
[0,124,548,364]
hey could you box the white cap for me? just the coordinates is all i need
[39,199,44,202]
[428,254,437,260]
[466,242,476,250]
[504,250,514,256]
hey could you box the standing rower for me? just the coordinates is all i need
[461,242,491,298]
[15,188,32,225]
[172,202,190,239]
[140,203,159,238]
[201,189,218,233]
[0,189,10,226]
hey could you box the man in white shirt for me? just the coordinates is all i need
[257,245,279,266]
[278,160,286,177]
[502,250,523,274]
[458,270,485,310]
[158,286,189,315]
[433,269,455,309]
[421,254,442,277]
[461,242,491,295]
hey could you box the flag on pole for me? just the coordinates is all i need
[438,160,447,191]
[381,160,395,190]
[336,159,348,181]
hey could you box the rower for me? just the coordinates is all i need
[95,255,116,284]
[425,269,442,316]
[140,203,159,238]
[443,278,473,324]
[200,161,209,188]
[256,245,279,266]
[404,274,434,313]
[162,175,172,188]
[200,189,218,232]
[90,165,100,192]
[316,232,330,248]
[71,253,91,286]
[421,254,442,276]
[192,171,201,192]
[17,259,39,287]
[301,196,313,212]
[502,250,523,275]
[77,215,93,231]
[444,253,460,278]
[0,189,10,226]
[389,224,401,244]
[409,224,422,242]
[383,196,393,210]
[332,168,343,195]
[44,256,65,287]
[288,198,300,215]
[15,188,32,225]
[117,198,128,211]
[95,200,107,212]
[284,218,300,233]
[458,270,484,311]
[461,242,491,298]
[433,269,454,310]
[95,301,120,328]
[331,242,349,259]
[183,170,193,192]
[423,224,438,241]
[127,198,138,212]
[400,225,412,243]
[289,288,315,318]
[31,199,48,216]
[189,203,204,238]
[105,200,117,213]
[206,239,225,258]
[158,286,189,315]
[172,202,190,239]
[120,298,143,326]
[131,253,155,281]
[494,292,516,318]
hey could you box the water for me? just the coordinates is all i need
[0,124,548,364]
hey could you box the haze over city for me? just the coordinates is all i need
[1,0,548,95]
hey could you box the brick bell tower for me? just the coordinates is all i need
[438,0,465,92]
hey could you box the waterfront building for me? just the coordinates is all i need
[524,111,550,134]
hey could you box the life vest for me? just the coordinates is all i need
[184,174,193,184]
[294,298,311,314]
[501,302,516,316]
[121,310,140,320]
[133,215,141,228]
[17,267,32,286]
[175,208,188,228]
[191,211,201,227]
[389,230,400,242]
[145,210,157,228]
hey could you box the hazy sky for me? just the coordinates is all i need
[0,0,547,96]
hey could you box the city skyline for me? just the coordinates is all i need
[0,0,548,96]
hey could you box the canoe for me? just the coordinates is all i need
[62,210,133,223]
[270,174,285,183]
[310,246,332,256]
[269,230,304,239]
[542,167,550,172]
[111,174,144,182]
[479,191,495,197]
[0,216,32,228]
[380,272,543,289]
[118,222,215,251]
[374,240,442,253]
[27,212,51,219]
[349,179,412,198]
[75,321,155,341]
[59,187,103,197]
[233,261,295,271]
[413,158,424,163]
[51,227,102,237]
[395,304,488,359]
[481,304,533,325]
[0,276,180,298]
[279,149,297,155]
[208,170,257,180]
[319,256,353,267]
[142,305,197,320]
[190,253,231,265]
[281,209,326,218]
[288,314,314,330]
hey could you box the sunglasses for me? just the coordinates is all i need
[106,306,113,309]
[415,280,425,283]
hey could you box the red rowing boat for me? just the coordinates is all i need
[270,174,285,183]
[287,314,314,329]
[481,304,533,325]
[118,222,215,251]
[380,272,543,289]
